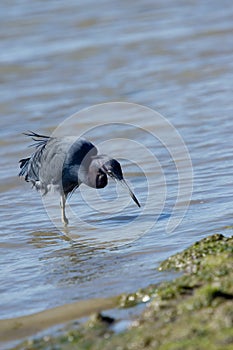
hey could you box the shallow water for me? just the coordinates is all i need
[0,0,233,338]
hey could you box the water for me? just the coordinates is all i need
[0,0,233,337]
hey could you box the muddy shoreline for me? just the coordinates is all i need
[5,233,233,349]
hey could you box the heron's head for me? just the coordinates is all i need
[88,156,140,208]
[101,158,141,208]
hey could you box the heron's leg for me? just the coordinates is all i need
[60,194,69,225]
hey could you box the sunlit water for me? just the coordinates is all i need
[1,0,233,329]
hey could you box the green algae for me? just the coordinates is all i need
[159,234,233,272]
[11,234,233,350]
[119,285,156,308]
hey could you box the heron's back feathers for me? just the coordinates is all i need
[19,132,98,195]
[19,158,30,180]
[19,133,51,190]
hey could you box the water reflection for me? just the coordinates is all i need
[39,242,110,286]
[28,230,72,249]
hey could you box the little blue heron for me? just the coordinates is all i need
[19,132,140,225]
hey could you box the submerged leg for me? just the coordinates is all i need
[60,194,68,225]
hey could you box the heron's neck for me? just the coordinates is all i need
[73,163,92,188]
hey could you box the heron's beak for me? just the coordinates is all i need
[108,170,140,207]
[119,178,141,208]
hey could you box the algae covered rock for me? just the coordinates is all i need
[159,233,233,272]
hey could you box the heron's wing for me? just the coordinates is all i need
[36,137,98,195]
[19,134,98,195]
[37,137,77,191]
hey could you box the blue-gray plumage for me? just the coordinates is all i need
[19,132,140,225]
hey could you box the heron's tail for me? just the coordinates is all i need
[19,157,30,180]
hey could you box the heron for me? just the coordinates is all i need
[19,132,140,225]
